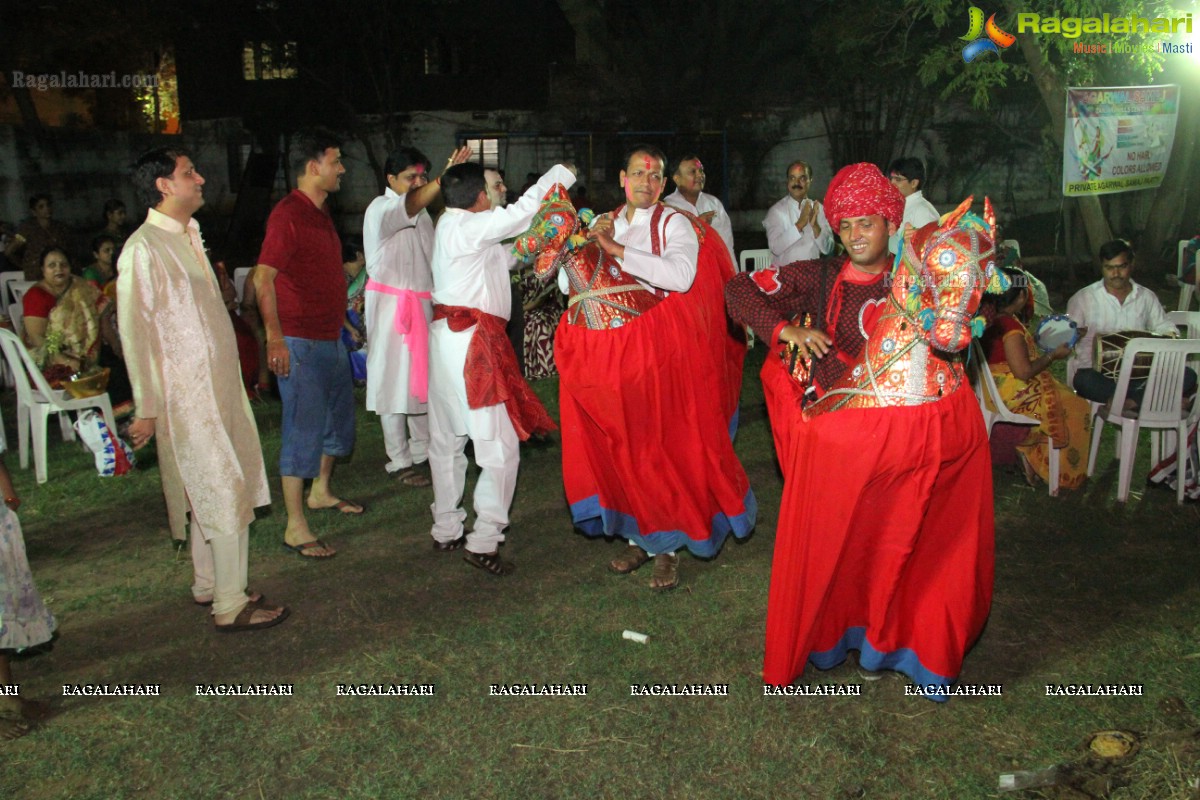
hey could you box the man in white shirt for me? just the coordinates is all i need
[363,145,470,488]
[762,160,833,266]
[887,157,940,254]
[427,162,575,575]
[1067,239,1194,408]
[664,154,735,265]
[573,144,755,591]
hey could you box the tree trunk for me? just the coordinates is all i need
[1006,0,1112,258]
[1137,77,1199,275]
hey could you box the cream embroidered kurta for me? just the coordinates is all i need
[117,209,270,541]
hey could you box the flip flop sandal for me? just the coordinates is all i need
[283,540,337,559]
[464,550,515,576]
[215,601,291,633]
[392,468,432,488]
[609,544,650,574]
[650,553,679,591]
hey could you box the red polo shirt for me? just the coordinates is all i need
[257,189,344,340]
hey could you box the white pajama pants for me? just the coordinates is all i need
[189,514,250,617]
[427,320,520,555]
[381,412,430,472]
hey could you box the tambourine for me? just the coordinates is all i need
[1034,314,1080,353]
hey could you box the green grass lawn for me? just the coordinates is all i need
[3,346,1198,800]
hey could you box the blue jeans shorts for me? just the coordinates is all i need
[277,336,356,478]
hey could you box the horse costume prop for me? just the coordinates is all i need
[512,184,755,557]
[763,197,1000,700]
[806,196,1006,417]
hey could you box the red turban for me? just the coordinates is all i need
[824,162,905,232]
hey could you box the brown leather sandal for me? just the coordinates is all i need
[608,544,650,574]
[650,553,679,591]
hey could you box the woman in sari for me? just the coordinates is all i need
[21,247,132,408]
[980,267,1090,489]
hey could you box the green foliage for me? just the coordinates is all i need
[908,0,1174,111]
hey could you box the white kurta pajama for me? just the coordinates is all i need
[362,187,435,472]
[664,189,735,265]
[763,195,834,266]
[117,209,270,617]
[428,164,575,554]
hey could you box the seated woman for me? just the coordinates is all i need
[21,247,132,411]
[980,267,1090,490]
[82,234,119,297]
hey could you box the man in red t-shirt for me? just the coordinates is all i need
[254,129,361,559]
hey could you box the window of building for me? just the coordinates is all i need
[242,41,298,81]
[465,138,500,169]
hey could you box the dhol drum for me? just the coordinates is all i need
[1094,330,1169,382]
[1034,314,1080,353]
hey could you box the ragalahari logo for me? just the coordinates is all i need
[960,6,1016,62]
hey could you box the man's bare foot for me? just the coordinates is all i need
[305,496,364,515]
[284,522,336,557]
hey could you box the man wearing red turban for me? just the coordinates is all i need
[725,162,904,472]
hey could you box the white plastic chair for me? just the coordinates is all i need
[971,342,1062,496]
[10,280,35,306]
[738,248,772,273]
[0,271,24,306]
[6,302,23,337]
[1179,283,1196,313]
[233,267,252,305]
[0,328,119,484]
[1086,338,1200,504]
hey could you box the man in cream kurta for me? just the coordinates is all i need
[427,162,575,566]
[118,147,286,631]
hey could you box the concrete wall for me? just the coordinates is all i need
[0,103,1073,260]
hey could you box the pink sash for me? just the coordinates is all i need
[365,279,432,403]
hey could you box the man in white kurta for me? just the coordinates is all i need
[762,160,834,266]
[427,162,575,570]
[664,155,735,265]
[118,148,285,631]
[363,147,468,486]
[887,157,940,254]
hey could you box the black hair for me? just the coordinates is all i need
[91,233,118,255]
[29,193,51,209]
[103,198,126,219]
[289,128,343,177]
[673,154,702,175]
[38,245,71,270]
[1097,239,1134,263]
[384,147,431,178]
[887,157,926,187]
[442,162,487,209]
[131,147,191,209]
[980,266,1028,314]
[623,143,668,177]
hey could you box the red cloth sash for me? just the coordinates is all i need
[432,304,556,440]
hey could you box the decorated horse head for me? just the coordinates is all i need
[512,184,664,330]
[805,196,1007,418]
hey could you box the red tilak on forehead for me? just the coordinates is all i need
[643,156,656,171]
[690,159,704,171]
[412,164,426,174]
